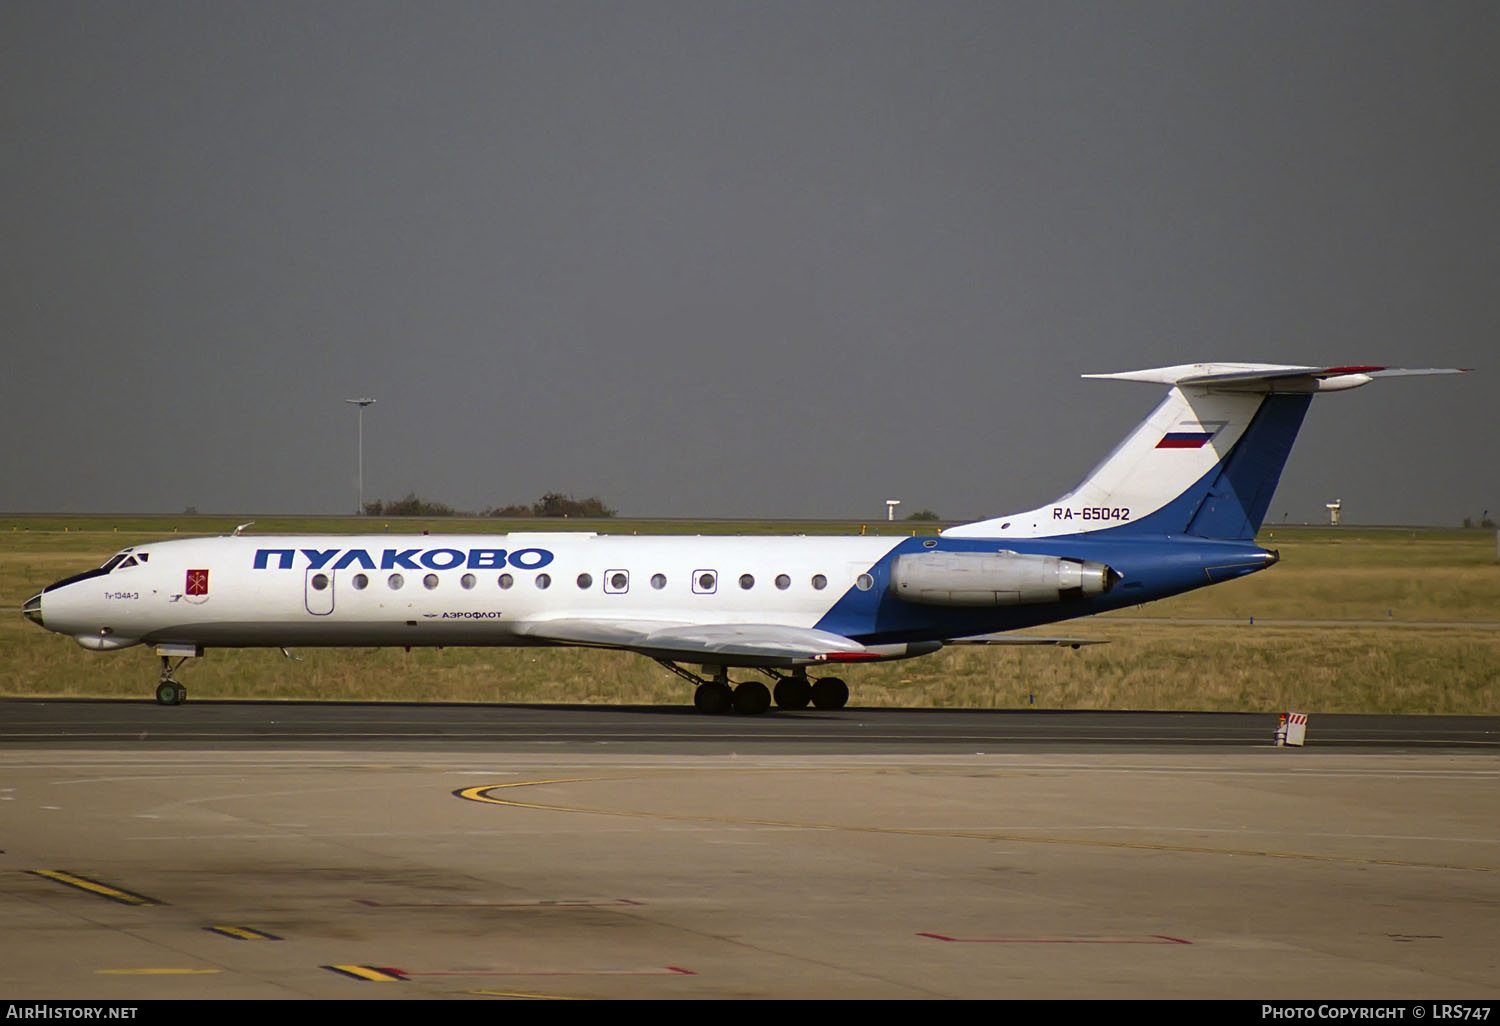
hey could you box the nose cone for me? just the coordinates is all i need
[23,591,44,628]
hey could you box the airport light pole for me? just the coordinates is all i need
[344,398,376,514]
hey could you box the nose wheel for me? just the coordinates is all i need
[154,655,192,705]
[155,679,188,706]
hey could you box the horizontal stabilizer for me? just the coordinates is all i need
[1083,363,1468,392]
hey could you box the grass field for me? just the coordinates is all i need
[3,516,1496,714]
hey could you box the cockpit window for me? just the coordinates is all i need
[117,556,139,569]
[136,552,149,562]
[100,554,130,572]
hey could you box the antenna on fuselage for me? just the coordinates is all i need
[233,521,255,536]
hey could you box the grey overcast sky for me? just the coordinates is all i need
[2,2,1493,525]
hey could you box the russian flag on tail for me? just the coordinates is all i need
[1156,431,1215,449]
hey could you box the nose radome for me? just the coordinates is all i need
[23,592,44,627]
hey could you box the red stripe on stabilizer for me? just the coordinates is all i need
[1155,438,1208,449]
[1319,365,1385,375]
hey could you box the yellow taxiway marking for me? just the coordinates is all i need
[324,964,405,981]
[29,870,159,905]
[456,774,1498,875]
[205,925,281,940]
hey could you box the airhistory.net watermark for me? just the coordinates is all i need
[5,1008,137,1020]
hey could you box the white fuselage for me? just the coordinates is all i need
[36,533,904,650]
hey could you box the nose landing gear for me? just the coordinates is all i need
[155,676,187,706]
[151,645,202,705]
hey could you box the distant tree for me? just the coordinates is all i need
[905,509,940,521]
[531,492,616,518]
[482,494,616,518]
[363,492,459,517]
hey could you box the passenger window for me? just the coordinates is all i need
[693,570,717,594]
[739,574,755,590]
[577,573,593,589]
[498,574,513,589]
[651,573,667,590]
[811,574,827,590]
[775,574,790,590]
[389,574,404,589]
[423,574,439,590]
[536,573,552,589]
[352,574,369,590]
[461,573,476,589]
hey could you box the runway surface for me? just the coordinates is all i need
[2,701,1497,1000]
[4,699,1497,752]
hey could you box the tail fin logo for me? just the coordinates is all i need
[1156,420,1227,450]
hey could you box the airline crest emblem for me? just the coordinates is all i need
[184,568,210,604]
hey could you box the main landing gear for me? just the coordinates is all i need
[654,662,849,715]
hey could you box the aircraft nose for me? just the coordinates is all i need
[23,591,44,628]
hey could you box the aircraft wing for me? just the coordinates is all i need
[510,618,872,666]
[945,633,1107,648]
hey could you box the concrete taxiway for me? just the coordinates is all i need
[1,702,1496,999]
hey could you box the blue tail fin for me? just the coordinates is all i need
[1177,391,1311,539]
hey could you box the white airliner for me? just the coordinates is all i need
[24,363,1463,713]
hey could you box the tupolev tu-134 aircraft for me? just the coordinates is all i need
[25,363,1464,714]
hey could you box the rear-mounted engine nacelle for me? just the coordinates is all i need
[889,551,1118,607]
